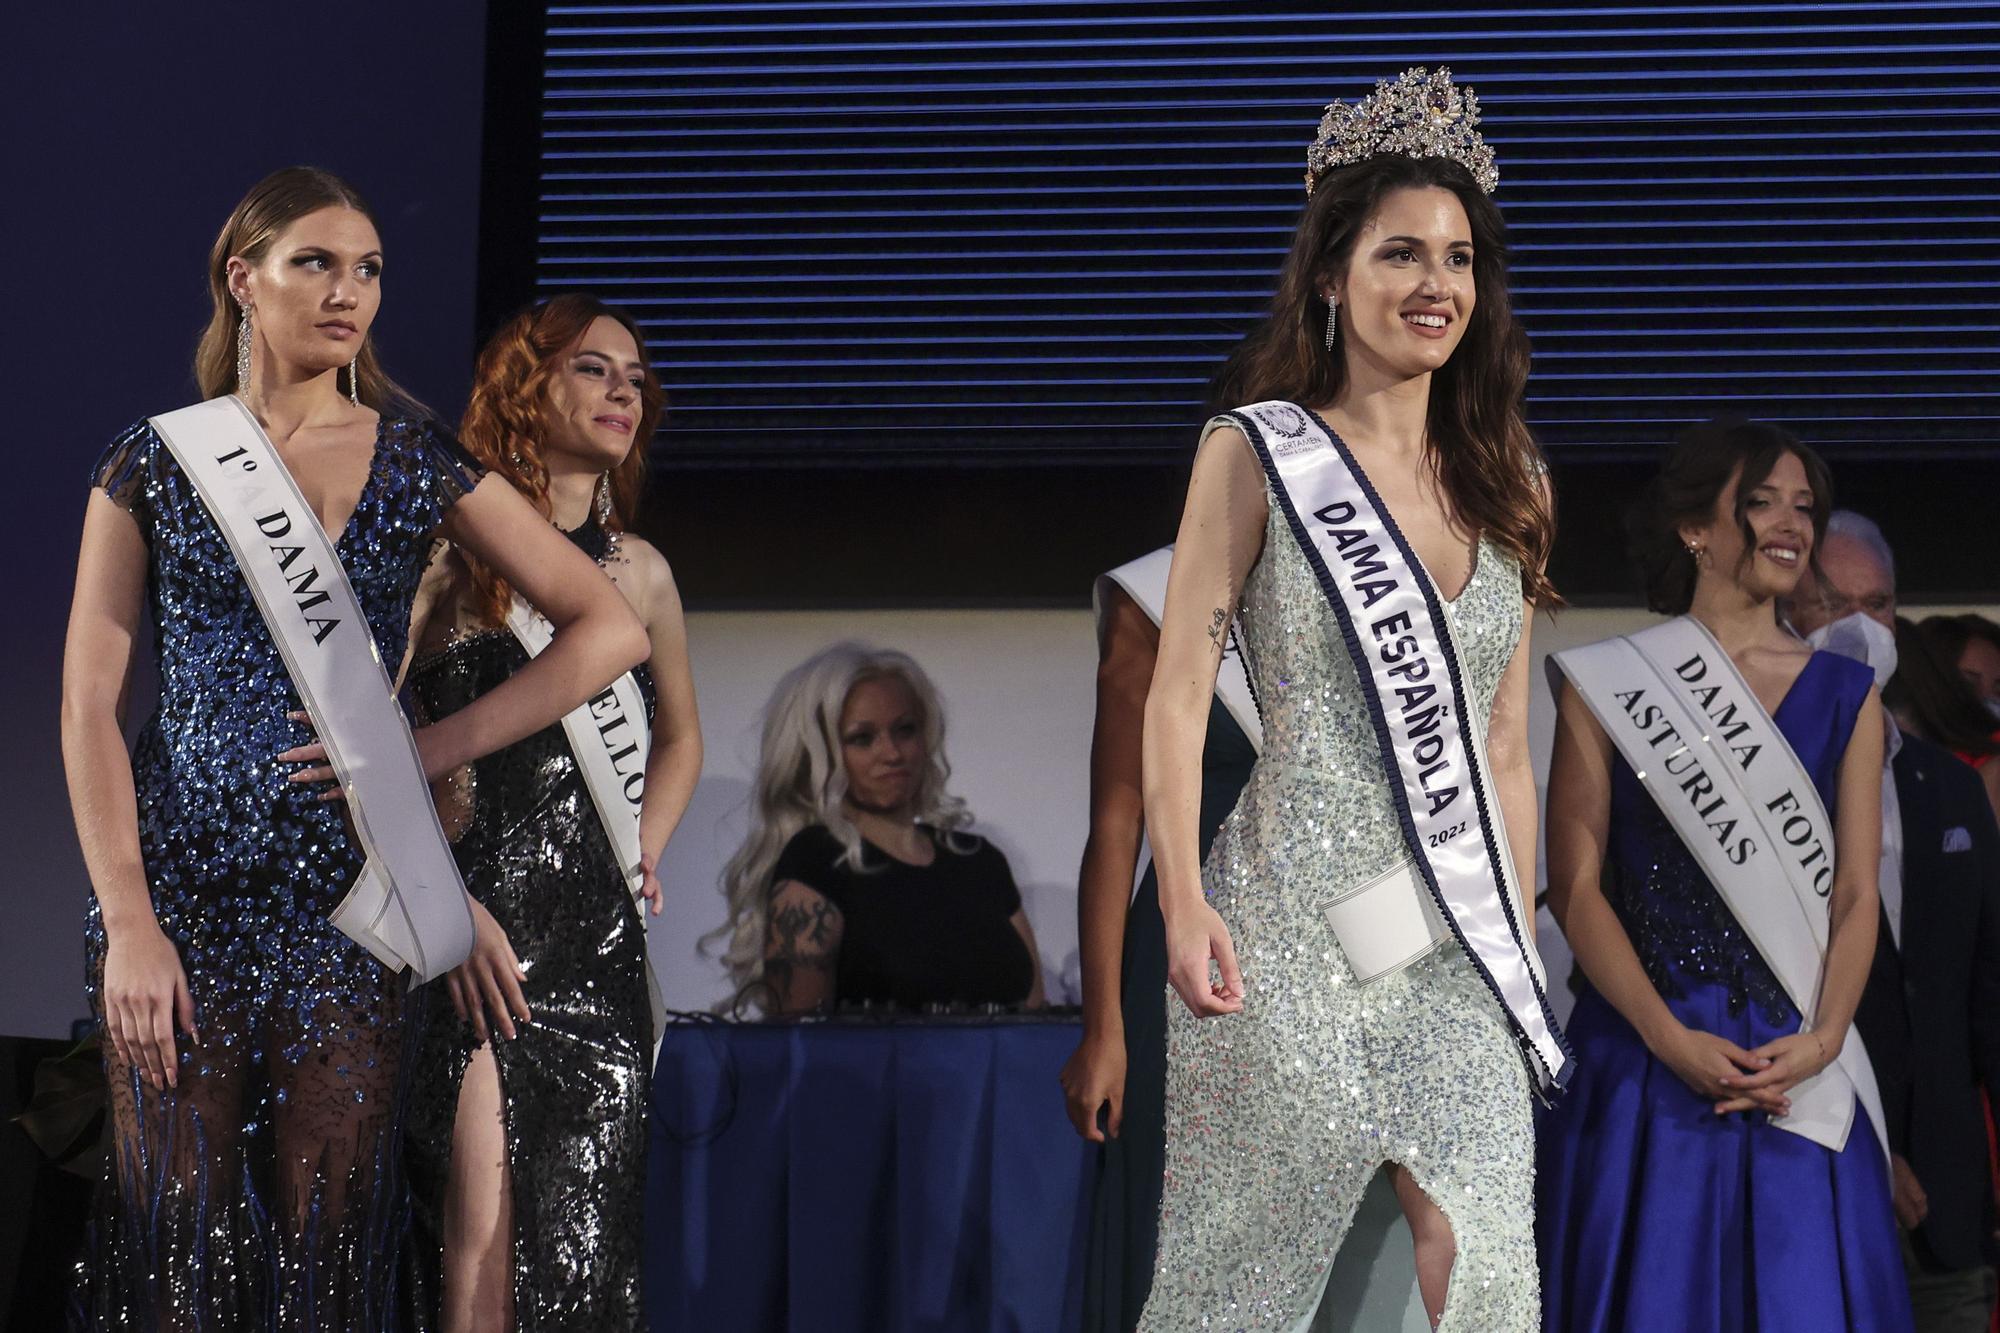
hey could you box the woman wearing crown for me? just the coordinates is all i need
[1137,70,1567,1330]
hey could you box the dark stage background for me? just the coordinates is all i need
[2,4,490,1043]
[481,1,2000,605]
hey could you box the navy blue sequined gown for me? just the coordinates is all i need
[77,413,481,1330]
[400,518,655,1331]
[1536,651,1912,1332]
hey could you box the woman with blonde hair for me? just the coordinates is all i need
[710,643,1042,1016]
[62,169,647,1328]
[400,292,703,1331]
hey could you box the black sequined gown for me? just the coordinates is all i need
[77,414,482,1331]
[401,519,655,1331]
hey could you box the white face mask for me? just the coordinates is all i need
[1806,612,1898,689]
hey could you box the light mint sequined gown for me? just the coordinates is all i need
[1138,471,1538,1332]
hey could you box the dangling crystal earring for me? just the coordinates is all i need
[235,303,254,400]
[346,357,360,407]
[596,473,621,559]
[1324,298,1340,350]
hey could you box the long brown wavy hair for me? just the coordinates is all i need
[196,166,421,414]
[456,293,668,626]
[1211,154,1557,606]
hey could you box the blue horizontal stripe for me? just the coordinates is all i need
[541,98,1999,123]
[543,121,1995,146]
[544,20,2000,60]
[540,144,1994,166]
[547,7,1996,40]
[538,225,2000,246]
[540,64,2000,97]
[535,266,1999,284]
[545,40,1999,76]
[651,374,1988,391]
[539,237,1998,261]
[540,164,1995,185]
[540,207,2000,228]
[613,304,1993,322]
[650,391,2000,409]
[646,351,1992,372]
[553,285,1993,304]
[542,187,1995,205]
[549,1,1994,20]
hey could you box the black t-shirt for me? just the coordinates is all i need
[771,824,1034,1010]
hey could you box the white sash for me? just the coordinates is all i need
[1550,618,1888,1158]
[504,595,666,1042]
[1225,401,1571,1096]
[1095,546,1264,752]
[149,397,472,982]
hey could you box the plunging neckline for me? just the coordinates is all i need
[266,416,389,554]
[1295,404,1484,605]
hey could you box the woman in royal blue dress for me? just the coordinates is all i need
[60,167,648,1328]
[1537,418,1912,1331]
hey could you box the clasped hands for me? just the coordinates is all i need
[1655,1022,1835,1118]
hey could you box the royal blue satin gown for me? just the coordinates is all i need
[1536,650,1913,1332]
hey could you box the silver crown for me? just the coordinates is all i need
[1305,67,1498,196]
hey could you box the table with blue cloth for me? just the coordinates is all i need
[645,1015,1094,1332]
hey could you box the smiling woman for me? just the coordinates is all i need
[1539,418,1911,1332]
[397,292,701,1331]
[1136,69,1562,1331]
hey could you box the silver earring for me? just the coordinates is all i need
[596,474,622,559]
[1324,298,1339,350]
[346,358,360,407]
[235,304,253,399]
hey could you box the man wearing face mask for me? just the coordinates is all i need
[1783,509,2000,1332]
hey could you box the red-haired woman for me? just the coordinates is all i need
[63,172,648,1328]
[399,294,702,1331]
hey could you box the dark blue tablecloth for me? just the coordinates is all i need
[645,1018,1093,1333]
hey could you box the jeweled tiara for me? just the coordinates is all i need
[1304,66,1499,196]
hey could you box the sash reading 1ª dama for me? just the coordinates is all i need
[1224,400,1571,1097]
[1549,617,1888,1158]
[505,595,666,1043]
[148,396,472,982]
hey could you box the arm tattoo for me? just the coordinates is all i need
[766,893,840,1013]
[1206,605,1230,653]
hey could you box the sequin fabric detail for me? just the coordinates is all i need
[1138,467,1538,1332]
[74,414,479,1330]
[1604,770,1796,1028]
[400,620,655,1330]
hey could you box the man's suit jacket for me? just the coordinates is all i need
[1853,730,2000,1272]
